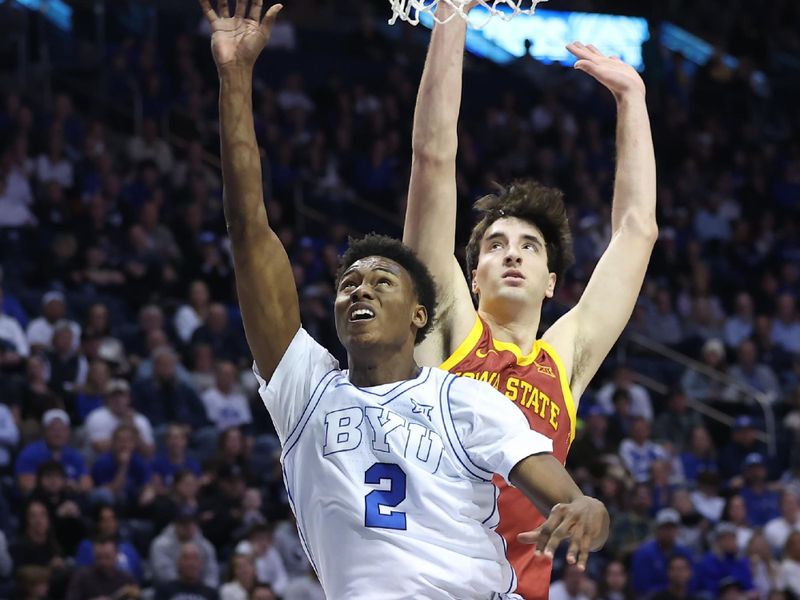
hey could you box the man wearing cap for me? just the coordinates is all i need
[739,452,780,527]
[84,379,155,457]
[26,291,81,352]
[45,321,88,399]
[150,505,219,589]
[719,416,768,481]
[696,522,755,597]
[631,508,695,596]
[681,338,728,403]
[15,409,92,495]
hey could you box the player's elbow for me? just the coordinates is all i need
[617,212,658,245]
[411,137,458,164]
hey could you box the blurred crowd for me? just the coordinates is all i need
[0,1,798,599]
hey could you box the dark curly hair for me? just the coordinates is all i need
[465,180,575,286]
[337,234,437,345]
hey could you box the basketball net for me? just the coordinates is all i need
[388,0,547,29]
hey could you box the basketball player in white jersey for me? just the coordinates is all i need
[200,1,608,597]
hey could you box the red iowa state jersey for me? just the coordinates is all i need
[440,315,576,600]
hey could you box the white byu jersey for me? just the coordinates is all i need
[254,329,553,600]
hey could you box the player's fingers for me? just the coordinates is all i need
[530,519,557,555]
[517,530,540,545]
[586,44,604,56]
[261,3,283,30]
[219,0,230,18]
[532,512,566,555]
[565,533,580,566]
[542,519,574,558]
[234,0,246,17]
[566,42,593,61]
[197,0,218,23]
[575,531,593,571]
[573,59,600,77]
[249,0,264,20]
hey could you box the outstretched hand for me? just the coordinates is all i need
[517,496,609,571]
[198,0,283,71]
[567,41,645,100]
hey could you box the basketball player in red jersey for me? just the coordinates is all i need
[402,3,656,598]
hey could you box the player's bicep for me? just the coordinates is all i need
[230,227,301,381]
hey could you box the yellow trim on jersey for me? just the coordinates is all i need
[537,339,577,445]
[439,316,484,371]
[490,338,539,365]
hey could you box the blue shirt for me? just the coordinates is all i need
[75,538,144,583]
[740,486,780,527]
[632,540,694,595]
[697,552,753,595]
[15,440,88,481]
[151,454,201,487]
[681,452,717,484]
[91,452,152,503]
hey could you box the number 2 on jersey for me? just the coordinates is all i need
[364,463,407,530]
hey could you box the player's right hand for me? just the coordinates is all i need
[198,0,283,72]
[517,496,609,570]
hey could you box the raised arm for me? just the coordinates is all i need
[403,3,476,365]
[201,0,299,379]
[545,43,657,399]
[510,454,609,569]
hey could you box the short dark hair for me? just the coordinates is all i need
[465,180,574,285]
[336,234,437,344]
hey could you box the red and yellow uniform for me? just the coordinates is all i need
[440,316,576,600]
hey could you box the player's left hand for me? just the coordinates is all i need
[517,496,609,570]
[566,41,646,101]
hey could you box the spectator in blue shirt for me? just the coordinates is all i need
[15,409,92,496]
[75,503,144,583]
[696,522,754,596]
[151,423,201,490]
[91,424,154,508]
[632,508,695,596]
[739,452,780,527]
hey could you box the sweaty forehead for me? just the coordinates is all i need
[344,256,406,278]
[482,216,545,243]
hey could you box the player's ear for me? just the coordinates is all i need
[412,304,428,331]
[471,270,479,295]
[545,272,556,298]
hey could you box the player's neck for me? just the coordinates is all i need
[478,305,541,354]
[348,350,421,388]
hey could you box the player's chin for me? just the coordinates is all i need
[341,322,381,347]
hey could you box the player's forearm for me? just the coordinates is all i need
[218,66,269,239]
[610,94,657,237]
[510,454,583,514]
[411,5,467,161]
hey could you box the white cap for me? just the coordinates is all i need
[42,408,70,427]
